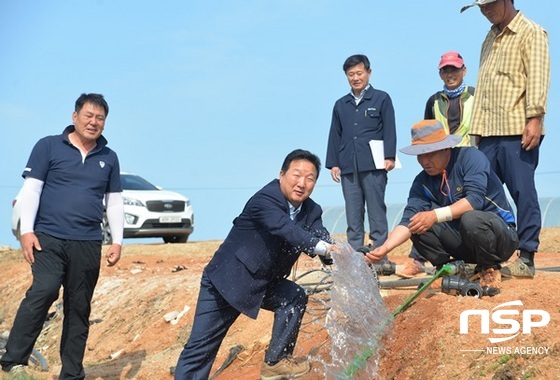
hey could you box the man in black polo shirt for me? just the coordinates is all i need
[0,93,124,380]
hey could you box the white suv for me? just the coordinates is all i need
[11,172,194,244]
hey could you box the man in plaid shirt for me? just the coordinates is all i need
[462,0,550,278]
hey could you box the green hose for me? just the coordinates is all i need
[341,263,456,379]
[391,263,455,317]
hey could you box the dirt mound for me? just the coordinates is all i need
[1,228,560,379]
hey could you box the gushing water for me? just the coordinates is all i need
[323,240,392,379]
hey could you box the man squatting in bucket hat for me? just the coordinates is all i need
[364,120,519,289]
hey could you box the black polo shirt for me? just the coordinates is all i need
[22,126,122,240]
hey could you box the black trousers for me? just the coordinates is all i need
[173,272,308,380]
[0,233,101,380]
[411,210,518,270]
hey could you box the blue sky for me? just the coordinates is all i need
[1,0,558,247]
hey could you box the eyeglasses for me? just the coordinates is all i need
[439,66,464,75]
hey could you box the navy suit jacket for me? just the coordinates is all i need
[204,179,332,319]
[325,85,397,175]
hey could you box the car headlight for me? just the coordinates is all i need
[123,197,145,207]
[186,199,191,207]
[124,213,138,224]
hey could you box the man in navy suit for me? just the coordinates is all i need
[174,149,338,380]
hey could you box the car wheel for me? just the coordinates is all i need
[102,215,112,245]
[163,235,188,244]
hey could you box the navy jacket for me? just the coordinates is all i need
[400,147,515,227]
[204,179,332,319]
[326,86,397,175]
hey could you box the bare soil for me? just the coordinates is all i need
[1,228,560,380]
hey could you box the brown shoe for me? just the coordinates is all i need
[396,260,425,279]
[479,268,501,289]
[500,258,535,278]
[261,357,311,380]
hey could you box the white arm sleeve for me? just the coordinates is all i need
[105,192,124,245]
[19,177,44,235]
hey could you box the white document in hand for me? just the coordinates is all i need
[369,140,402,169]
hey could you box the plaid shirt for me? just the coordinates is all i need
[471,11,550,136]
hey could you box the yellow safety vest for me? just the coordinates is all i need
[433,87,475,147]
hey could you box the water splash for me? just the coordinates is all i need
[324,240,392,379]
